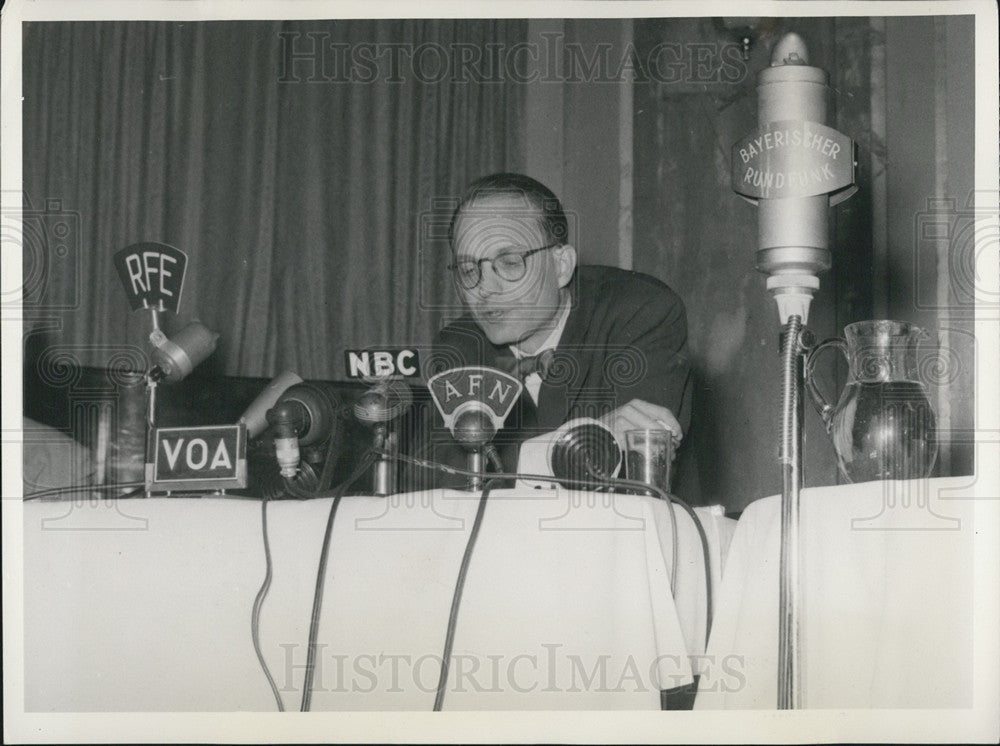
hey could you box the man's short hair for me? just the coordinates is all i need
[448,172,569,249]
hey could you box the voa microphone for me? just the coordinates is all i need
[264,382,345,482]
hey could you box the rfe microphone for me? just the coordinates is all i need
[148,321,220,383]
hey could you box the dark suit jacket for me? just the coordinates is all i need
[409,265,694,492]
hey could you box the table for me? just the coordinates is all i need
[694,477,977,709]
[23,488,733,711]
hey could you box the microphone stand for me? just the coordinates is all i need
[778,317,804,709]
[353,382,412,496]
[465,448,485,492]
[144,307,161,498]
[450,406,497,492]
[731,32,856,708]
[371,425,396,496]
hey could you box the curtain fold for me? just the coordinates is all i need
[23,20,526,379]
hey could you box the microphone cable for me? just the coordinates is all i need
[388,451,714,650]
[433,476,502,711]
[250,492,285,711]
[582,464,713,648]
[280,461,320,500]
[23,481,146,500]
[578,457,679,597]
[316,420,341,492]
[298,449,377,712]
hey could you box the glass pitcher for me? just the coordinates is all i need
[804,320,938,483]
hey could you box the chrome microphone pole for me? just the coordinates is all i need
[731,32,857,708]
[354,380,413,496]
[144,307,161,498]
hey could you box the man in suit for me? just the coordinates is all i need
[417,172,693,490]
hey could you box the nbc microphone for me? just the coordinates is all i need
[353,379,413,495]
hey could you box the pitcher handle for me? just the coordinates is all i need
[804,338,849,429]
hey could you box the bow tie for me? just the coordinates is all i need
[498,348,555,381]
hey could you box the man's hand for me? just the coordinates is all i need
[599,399,683,456]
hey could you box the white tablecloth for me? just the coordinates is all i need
[694,477,976,709]
[24,488,732,711]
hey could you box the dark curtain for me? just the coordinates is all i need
[22,20,525,379]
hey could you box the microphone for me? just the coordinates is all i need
[148,321,220,383]
[516,417,623,490]
[445,400,501,491]
[353,379,413,496]
[239,370,304,438]
[265,382,344,480]
[427,367,523,490]
[353,379,413,425]
[548,419,623,490]
[452,406,498,451]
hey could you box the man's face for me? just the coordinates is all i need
[451,194,575,352]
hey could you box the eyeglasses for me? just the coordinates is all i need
[448,242,561,290]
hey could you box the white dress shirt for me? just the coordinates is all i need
[509,295,571,404]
